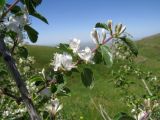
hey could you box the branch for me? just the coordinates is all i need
[0,0,20,20]
[0,88,22,104]
[0,33,41,120]
[92,36,113,53]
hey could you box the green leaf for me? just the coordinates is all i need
[31,12,48,24]
[31,0,42,7]
[59,43,69,51]
[0,0,5,10]
[81,68,94,88]
[55,73,64,84]
[95,22,109,30]
[6,31,17,40]
[35,80,44,86]
[24,25,39,43]
[10,5,21,14]
[50,84,57,93]
[57,87,71,96]
[93,48,103,64]
[23,0,35,14]
[100,45,113,67]
[58,43,72,54]
[29,75,44,86]
[29,75,43,83]
[23,0,48,24]
[119,37,138,56]
[18,47,28,58]
[113,112,136,120]
[0,68,7,75]
[21,0,42,7]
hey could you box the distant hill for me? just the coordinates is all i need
[137,33,160,44]
[136,33,160,71]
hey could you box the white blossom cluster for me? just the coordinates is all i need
[2,6,29,43]
[2,108,26,118]
[69,37,95,63]
[131,98,159,120]
[112,41,132,60]
[1,98,27,119]
[17,56,35,74]
[51,28,112,72]
[46,98,63,116]
[51,53,77,71]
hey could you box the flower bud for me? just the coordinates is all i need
[119,26,126,34]
[69,38,80,53]
[115,23,122,34]
[144,98,151,108]
[107,20,112,30]
[118,24,122,33]
[137,111,149,120]
[90,28,99,44]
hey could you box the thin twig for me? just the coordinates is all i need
[0,88,22,104]
[92,36,113,53]
[0,0,20,20]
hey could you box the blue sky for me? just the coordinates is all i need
[8,0,160,45]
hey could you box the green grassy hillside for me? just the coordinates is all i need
[136,33,160,71]
[26,34,160,119]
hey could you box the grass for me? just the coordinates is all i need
[26,34,160,119]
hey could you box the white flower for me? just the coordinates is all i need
[52,53,63,71]
[131,109,136,113]
[5,21,20,33]
[19,58,24,64]
[4,15,25,41]
[9,12,28,26]
[78,47,94,63]
[46,98,63,115]
[27,56,35,64]
[52,53,76,71]
[137,111,149,120]
[144,98,151,108]
[61,53,77,71]
[90,28,99,44]
[153,102,159,108]
[69,38,80,53]
[102,29,107,41]
[3,110,9,117]
[3,10,29,41]
[23,66,30,73]
[151,76,157,81]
